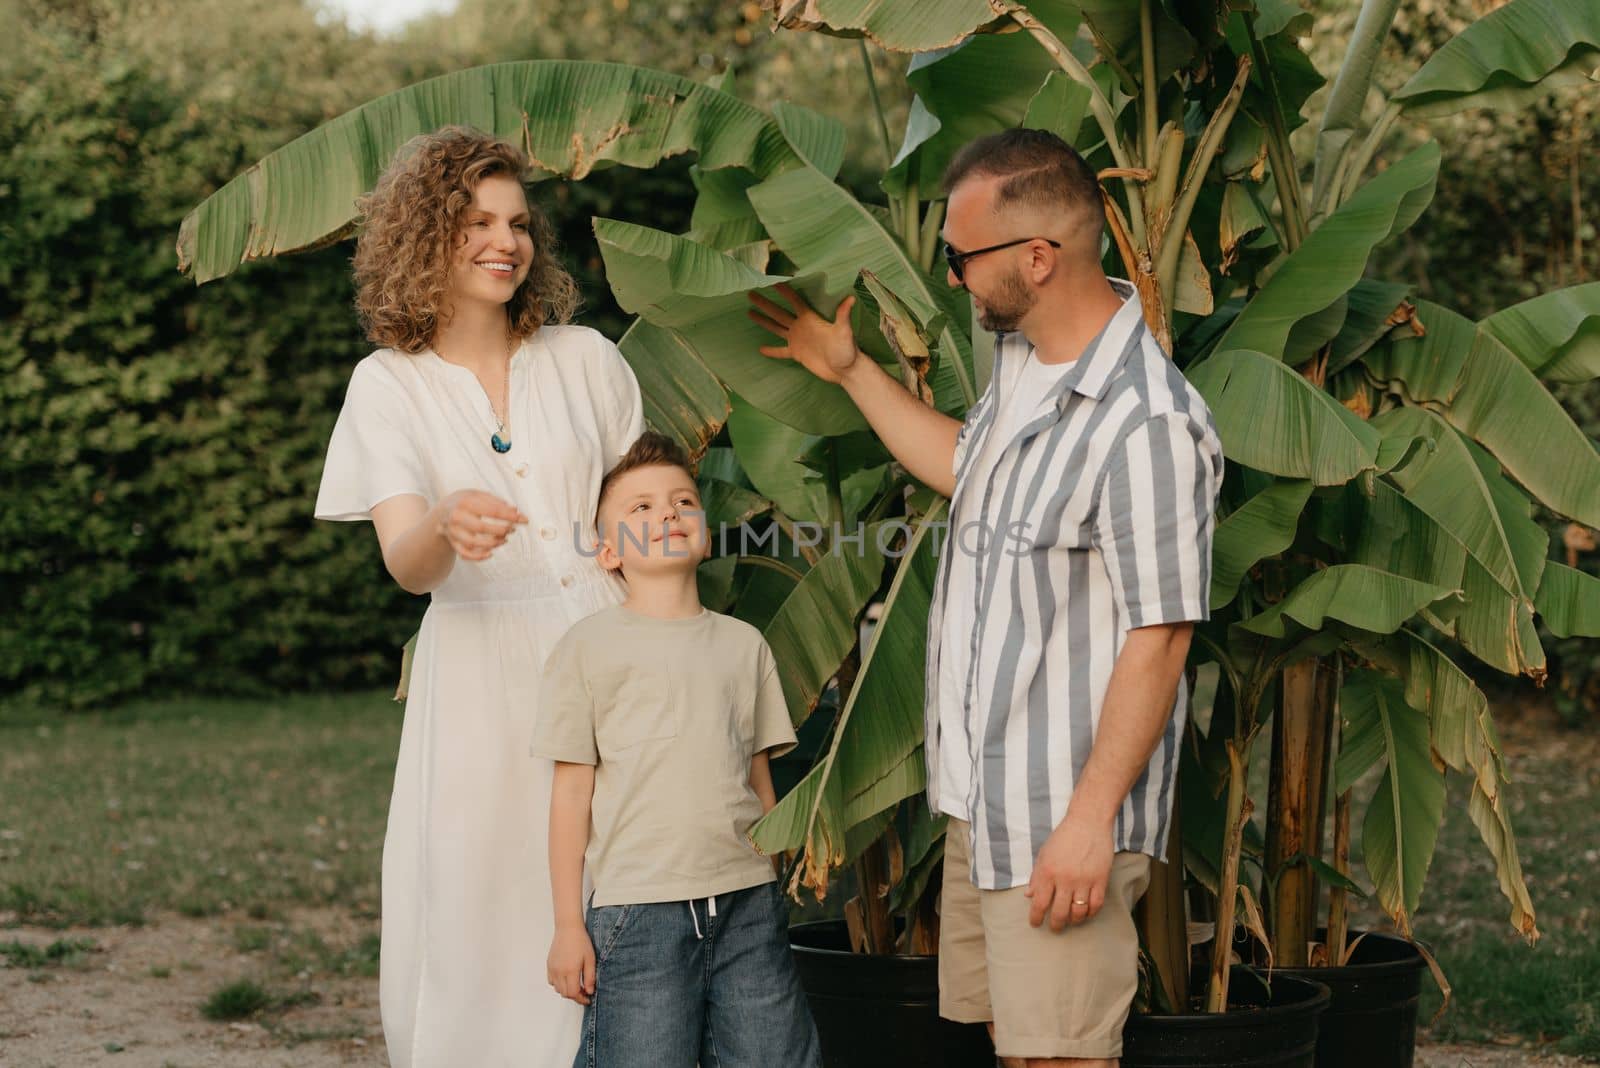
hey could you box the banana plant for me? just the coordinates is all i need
[747,0,1600,1013]
[181,0,1600,1013]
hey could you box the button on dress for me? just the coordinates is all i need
[314,324,643,1067]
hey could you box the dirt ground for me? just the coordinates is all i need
[0,909,384,1068]
[0,910,1589,1068]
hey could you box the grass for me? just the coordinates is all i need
[0,935,97,969]
[1346,714,1600,1059]
[0,693,397,927]
[200,978,275,1020]
[231,921,382,978]
[3,692,1595,1058]
[200,976,326,1022]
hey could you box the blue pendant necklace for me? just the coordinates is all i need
[435,333,516,453]
[490,334,516,453]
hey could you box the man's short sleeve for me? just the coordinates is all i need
[530,632,599,764]
[1091,412,1221,630]
[752,642,798,760]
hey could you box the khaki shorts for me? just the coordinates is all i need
[938,818,1152,1061]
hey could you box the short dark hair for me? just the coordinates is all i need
[596,431,695,522]
[941,128,1101,220]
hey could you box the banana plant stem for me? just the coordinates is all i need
[919,199,947,275]
[1244,13,1308,248]
[825,440,844,552]
[1328,788,1353,962]
[1312,0,1403,215]
[1140,0,1159,166]
[1339,100,1402,208]
[1207,737,1252,1012]
[1154,56,1252,311]
[858,39,896,170]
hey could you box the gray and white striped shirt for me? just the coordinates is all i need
[924,279,1223,890]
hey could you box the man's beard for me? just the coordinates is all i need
[973,266,1036,332]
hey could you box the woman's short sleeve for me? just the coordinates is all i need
[314,358,432,522]
[597,335,645,464]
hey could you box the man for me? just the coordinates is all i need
[748,128,1222,1068]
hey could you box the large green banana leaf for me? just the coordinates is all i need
[688,166,768,250]
[699,478,772,534]
[617,319,729,460]
[751,503,946,891]
[1357,632,1537,937]
[763,523,889,729]
[1393,0,1600,118]
[748,164,977,411]
[1021,70,1097,149]
[1335,669,1446,935]
[594,218,868,436]
[1326,278,1414,376]
[1348,480,1467,631]
[725,395,888,527]
[1371,408,1547,676]
[1187,348,1380,484]
[843,751,929,830]
[1235,564,1460,639]
[1078,0,1204,93]
[179,61,802,283]
[884,2,1081,198]
[698,556,741,613]
[1224,3,1326,133]
[772,101,848,180]
[1214,142,1438,362]
[1467,777,1540,941]
[762,0,1010,51]
[1364,301,1600,528]
[1535,562,1600,639]
[1478,282,1600,383]
[1209,479,1313,610]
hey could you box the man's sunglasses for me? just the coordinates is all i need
[943,237,1062,282]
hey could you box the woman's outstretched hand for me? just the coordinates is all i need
[748,283,862,386]
[436,489,527,561]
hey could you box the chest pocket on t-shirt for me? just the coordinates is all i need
[595,667,680,752]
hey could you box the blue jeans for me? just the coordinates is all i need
[574,881,822,1068]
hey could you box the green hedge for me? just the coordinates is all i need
[0,30,412,707]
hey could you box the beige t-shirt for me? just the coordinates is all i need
[531,604,799,907]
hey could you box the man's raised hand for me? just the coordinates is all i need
[747,284,862,385]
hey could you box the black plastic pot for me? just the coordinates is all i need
[1275,931,1428,1068]
[789,920,994,1067]
[1121,966,1331,1068]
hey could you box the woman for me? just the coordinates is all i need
[314,127,643,1067]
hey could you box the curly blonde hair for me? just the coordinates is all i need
[353,126,580,353]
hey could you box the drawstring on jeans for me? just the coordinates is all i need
[687,895,719,941]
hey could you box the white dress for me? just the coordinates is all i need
[314,325,644,1068]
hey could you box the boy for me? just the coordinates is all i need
[531,431,822,1068]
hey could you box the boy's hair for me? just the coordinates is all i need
[596,431,696,524]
